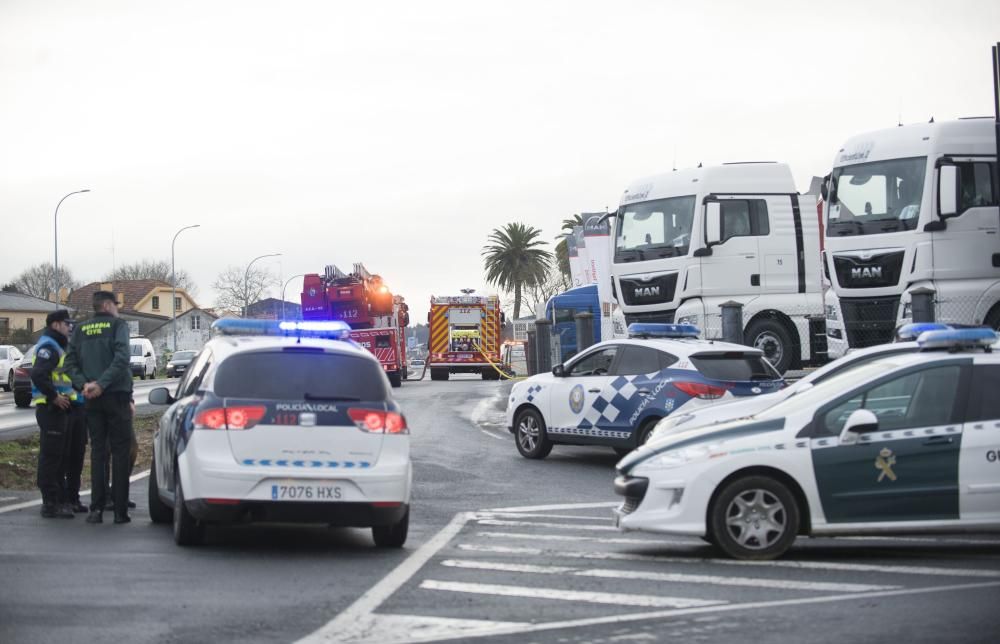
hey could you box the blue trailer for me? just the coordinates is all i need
[544,284,602,363]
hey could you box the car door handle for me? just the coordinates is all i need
[588,388,601,393]
[922,436,954,446]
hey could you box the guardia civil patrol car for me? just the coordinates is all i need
[146,319,412,547]
[506,324,785,459]
[614,327,1000,560]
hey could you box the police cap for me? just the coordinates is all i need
[92,290,121,309]
[46,309,71,326]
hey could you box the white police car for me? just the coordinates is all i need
[146,319,412,547]
[649,323,955,442]
[506,324,785,459]
[614,328,1000,560]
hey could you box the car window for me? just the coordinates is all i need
[966,364,1000,422]
[568,347,617,377]
[213,349,388,401]
[178,348,213,398]
[614,345,665,375]
[0,348,7,360]
[690,353,778,381]
[821,364,962,435]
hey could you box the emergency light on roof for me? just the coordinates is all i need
[895,322,951,342]
[627,323,700,339]
[212,319,351,339]
[916,327,997,351]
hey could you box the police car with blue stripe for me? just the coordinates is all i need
[506,324,785,459]
[146,319,411,547]
[614,327,1000,560]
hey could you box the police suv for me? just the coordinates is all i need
[506,324,785,459]
[147,319,412,547]
[614,328,1000,560]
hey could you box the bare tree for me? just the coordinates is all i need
[212,264,276,316]
[12,263,80,299]
[104,259,198,296]
[522,267,571,320]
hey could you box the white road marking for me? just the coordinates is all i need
[328,614,527,644]
[478,427,507,441]
[456,543,1000,578]
[477,519,619,532]
[419,580,725,609]
[0,470,151,514]
[481,501,619,513]
[440,559,898,593]
[840,535,1000,546]
[477,530,703,546]
[476,512,612,521]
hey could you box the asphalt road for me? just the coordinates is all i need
[1,375,999,644]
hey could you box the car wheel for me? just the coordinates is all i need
[709,475,799,560]
[636,418,659,447]
[3,371,12,392]
[139,370,146,381]
[372,508,409,548]
[14,391,31,408]
[745,318,794,374]
[173,471,204,546]
[149,366,155,379]
[514,408,553,459]
[147,454,173,524]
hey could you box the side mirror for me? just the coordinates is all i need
[145,352,153,358]
[938,165,958,218]
[147,387,174,406]
[820,174,830,201]
[552,364,566,377]
[705,202,722,245]
[838,408,879,445]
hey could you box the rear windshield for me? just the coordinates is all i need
[691,353,778,381]
[130,344,144,356]
[214,350,388,401]
[173,351,197,360]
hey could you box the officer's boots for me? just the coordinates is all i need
[40,500,73,519]
[85,509,103,524]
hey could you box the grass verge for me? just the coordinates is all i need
[0,412,161,491]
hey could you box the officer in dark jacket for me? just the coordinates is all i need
[61,318,90,514]
[64,291,134,524]
[30,309,76,519]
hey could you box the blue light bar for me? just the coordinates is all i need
[627,323,700,339]
[212,319,351,339]
[895,322,951,342]
[917,327,998,351]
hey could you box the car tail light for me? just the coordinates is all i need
[348,408,409,434]
[194,406,267,430]
[673,381,728,400]
[14,367,29,378]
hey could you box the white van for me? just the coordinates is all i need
[129,337,156,380]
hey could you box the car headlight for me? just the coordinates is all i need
[677,315,699,326]
[645,443,716,469]
[825,304,838,321]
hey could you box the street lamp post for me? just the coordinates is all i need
[281,274,305,320]
[53,189,90,302]
[171,224,201,351]
[243,253,282,318]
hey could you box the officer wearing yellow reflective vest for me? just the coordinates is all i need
[29,309,77,519]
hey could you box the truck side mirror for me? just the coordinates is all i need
[705,202,722,246]
[938,164,959,218]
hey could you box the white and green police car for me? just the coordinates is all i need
[613,328,1000,559]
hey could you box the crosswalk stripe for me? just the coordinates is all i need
[477,530,703,545]
[477,512,610,521]
[440,559,898,593]
[457,543,1000,578]
[477,519,620,532]
[419,580,725,608]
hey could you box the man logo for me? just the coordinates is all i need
[569,384,585,414]
[634,286,660,298]
[851,266,883,280]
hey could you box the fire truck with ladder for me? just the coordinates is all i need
[427,291,503,380]
[300,263,410,387]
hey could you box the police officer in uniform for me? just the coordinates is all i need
[65,291,133,524]
[29,309,76,519]
[61,364,90,514]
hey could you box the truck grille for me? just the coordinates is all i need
[833,251,905,289]
[619,273,678,306]
[841,296,901,348]
[624,310,675,325]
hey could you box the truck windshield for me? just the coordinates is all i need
[615,196,696,262]
[827,157,926,236]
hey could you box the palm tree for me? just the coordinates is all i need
[482,223,553,319]
[554,214,585,281]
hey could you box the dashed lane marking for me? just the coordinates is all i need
[419,580,726,609]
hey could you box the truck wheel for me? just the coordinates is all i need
[147,454,173,524]
[388,371,402,388]
[514,408,553,459]
[709,475,799,560]
[430,368,449,381]
[745,318,793,374]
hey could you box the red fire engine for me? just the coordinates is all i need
[300,263,410,387]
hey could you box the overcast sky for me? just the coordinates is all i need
[2,0,997,322]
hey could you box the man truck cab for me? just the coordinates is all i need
[609,162,825,373]
[822,118,1000,357]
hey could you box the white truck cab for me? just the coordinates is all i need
[823,118,1000,357]
[609,162,825,373]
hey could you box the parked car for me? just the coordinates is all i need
[1,344,25,392]
[166,350,198,378]
[130,337,157,380]
[12,347,34,408]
